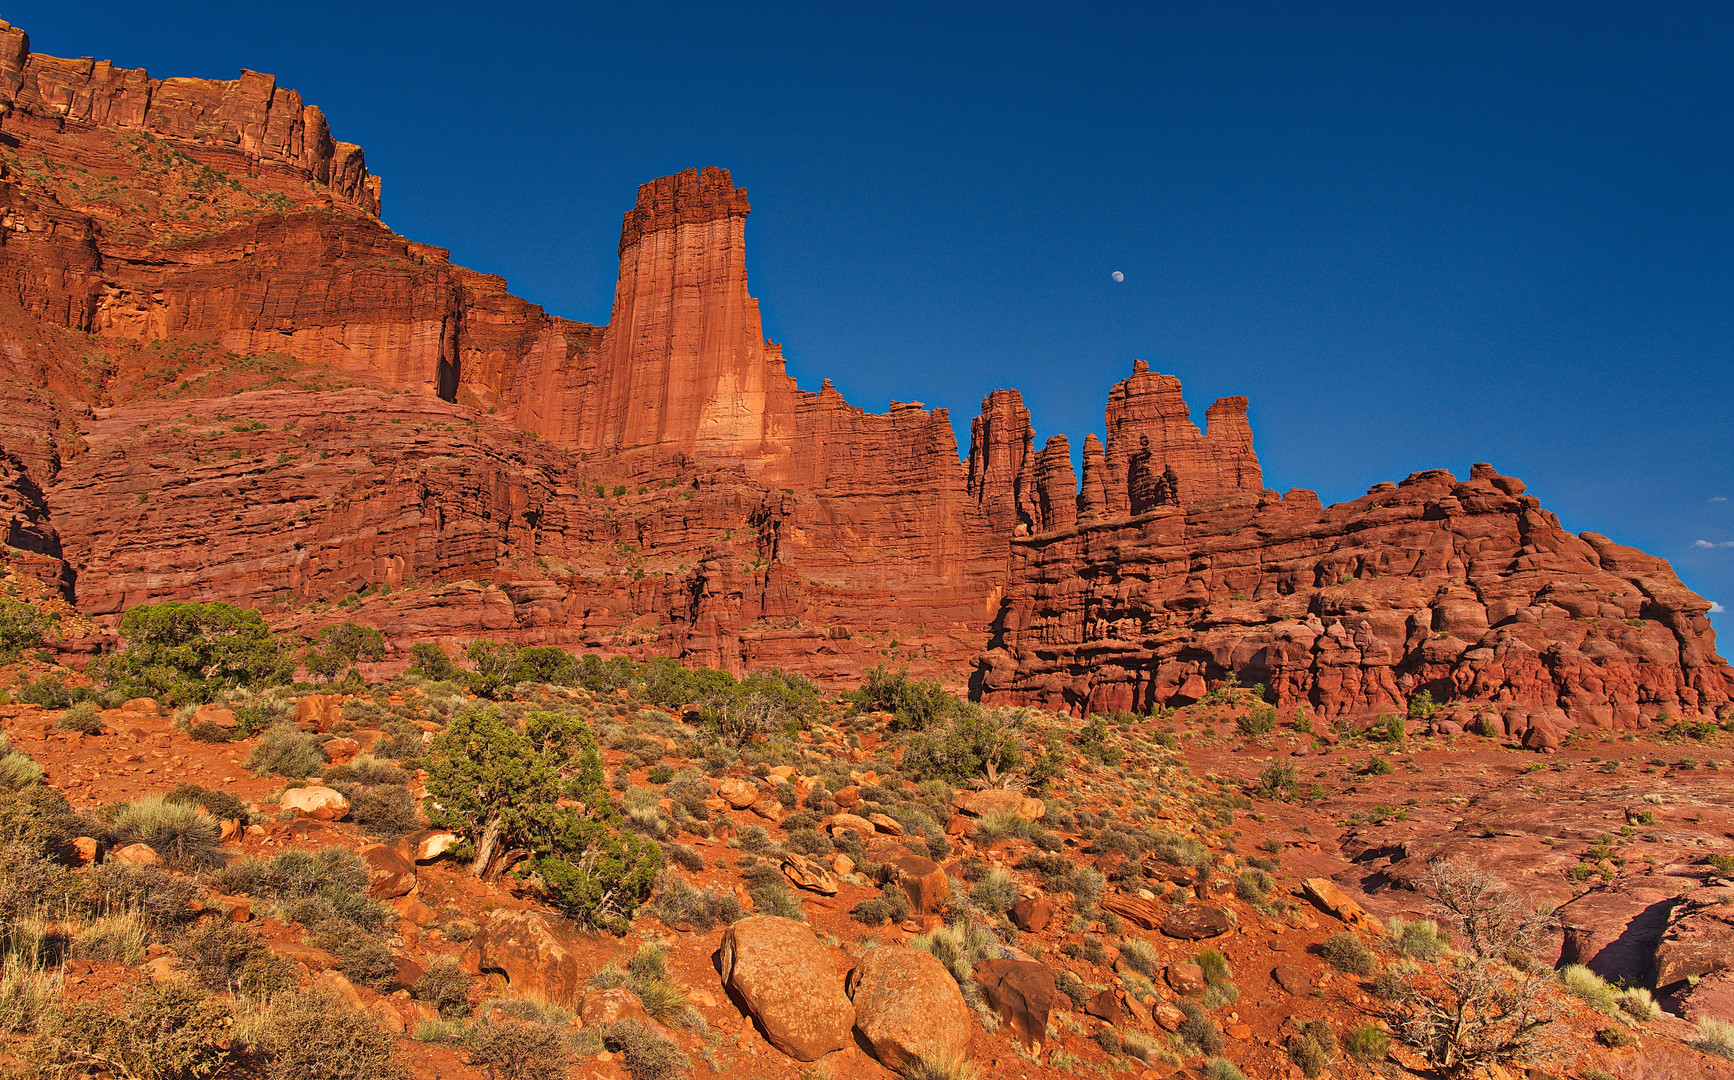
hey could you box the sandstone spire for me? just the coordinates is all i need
[576,167,796,460]
[1102,359,1261,511]
[967,390,1037,533]
[1033,436,1077,533]
[1078,434,1109,521]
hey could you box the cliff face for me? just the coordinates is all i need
[0,22,1729,718]
[975,466,1733,726]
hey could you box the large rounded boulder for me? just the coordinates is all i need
[719,915,853,1061]
[848,946,971,1071]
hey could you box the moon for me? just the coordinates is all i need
[1111,270,1124,282]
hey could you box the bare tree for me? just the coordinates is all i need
[1421,858,1553,960]
[1389,957,1559,1077]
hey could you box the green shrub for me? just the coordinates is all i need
[747,878,804,920]
[0,598,49,662]
[1178,998,1224,1055]
[601,1018,689,1080]
[302,622,385,682]
[407,641,461,681]
[966,868,1020,914]
[1558,963,1618,1013]
[177,919,295,998]
[1388,916,1448,960]
[1364,755,1395,776]
[1118,938,1160,977]
[1196,948,1232,985]
[1617,985,1660,1021]
[1343,1022,1388,1061]
[1286,1020,1337,1077]
[17,674,85,709]
[246,723,325,779]
[54,702,105,734]
[425,708,660,932]
[68,912,146,964]
[1694,1018,1734,1060]
[165,782,249,823]
[1322,932,1377,975]
[329,781,419,836]
[1408,690,1437,720]
[412,956,474,1019]
[467,1018,567,1080]
[108,601,291,705]
[850,664,961,732]
[30,980,234,1079]
[98,796,224,869]
[1236,704,1277,736]
[901,706,1023,784]
[1201,1059,1247,1080]
[306,917,397,990]
[0,745,46,792]
[254,988,407,1080]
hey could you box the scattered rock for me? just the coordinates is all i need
[279,786,350,821]
[1160,905,1233,940]
[1300,878,1383,933]
[1165,962,1206,995]
[973,958,1061,1050]
[781,853,839,895]
[847,946,972,1072]
[110,842,159,866]
[1272,964,1312,995]
[865,813,904,836]
[886,853,951,915]
[719,916,854,1061]
[1008,897,1052,932]
[717,777,758,809]
[359,843,417,899]
[463,909,584,1006]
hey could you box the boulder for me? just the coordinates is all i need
[866,813,905,836]
[886,853,951,915]
[1165,962,1206,995]
[717,777,758,809]
[1272,964,1313,995]
[1008,897,1052,932]
[847,947,972,1072]
[192,704,236,729]
[781,853,840,895]
[1654,888,1734,989]
[1160,905,1233,940]
[110,842,159,866]
[359,843,417,899]
[972,958,1060,1050]
[322,737,361,764]
[952,789,1044,820]
[399,829,462,863]
[462,909,584,1006]
[720,916,854,1061]
[63,836,98,866]
[294,694,344,733]
[832,785,861,808]
[581,986,654,1029]
[1083,989,1124,1023]
[279,786,350,822]
[1300,877,1383,933]
[825,812,877,836]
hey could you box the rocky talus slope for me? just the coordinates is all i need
[0,18,1725,728]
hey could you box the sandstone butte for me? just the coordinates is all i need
[0,20,1726,734]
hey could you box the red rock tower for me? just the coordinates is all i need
[575,167,797,460]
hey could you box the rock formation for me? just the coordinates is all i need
[0,20,1728,726]
[975,463,1733,723]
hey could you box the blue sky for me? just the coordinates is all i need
[16,2,1733,627]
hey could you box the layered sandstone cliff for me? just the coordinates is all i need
[975,464,1733,724]
[0,22,1727,720]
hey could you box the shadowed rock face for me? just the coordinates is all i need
[0,20,1728,720]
